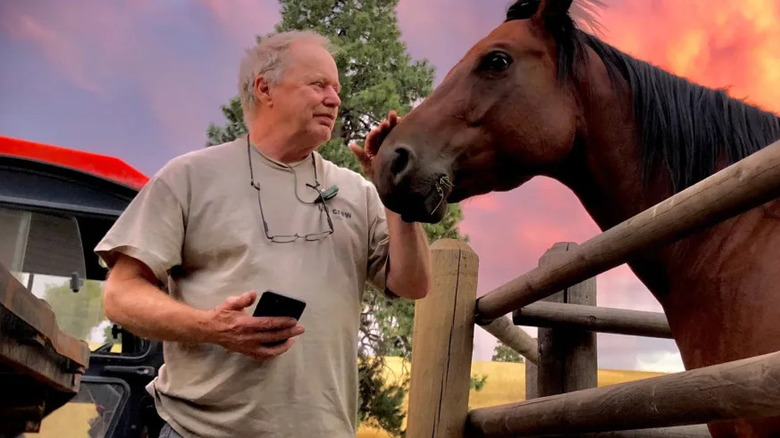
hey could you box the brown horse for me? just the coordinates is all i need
[370,0,780,436]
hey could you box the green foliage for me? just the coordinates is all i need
[274,0,434,148]
[205,0,470,435]
[103,322,121,345]
[42,279,105,341]
[357,354,407,433]
[492,341,525,363]
[470,373,488,391]
[206,97,246,147]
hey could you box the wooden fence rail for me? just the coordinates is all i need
[527,424,712,437]
[466,350,780,437]
[474,138,780,323]
[408,138,780,438]
[513,301,672,339]
[479,316,539,365]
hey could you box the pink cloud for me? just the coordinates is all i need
[597,0,780,113]
[397,0,507,84]
[454,0,776,367]
[1,8,106,94]
[445,0,779,318]
[0,1,271,153]
[196,0,280,47]
[463,194,501,212]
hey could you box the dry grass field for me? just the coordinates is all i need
[357,357,665,438]
[26,351,664,438]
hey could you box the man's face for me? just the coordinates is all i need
[268,40,341,146]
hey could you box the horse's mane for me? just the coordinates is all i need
[507,0,780,193]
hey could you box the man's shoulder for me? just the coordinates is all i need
[317,154,371,186]
[175,137,244,165]
[156,137,244,177]
[316,154,387,217]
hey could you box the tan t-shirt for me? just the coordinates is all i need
[95,136,390,438]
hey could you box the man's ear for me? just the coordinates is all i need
[254,75,272,107]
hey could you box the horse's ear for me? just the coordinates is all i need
[505,0,573,22]
[506,0,542,19]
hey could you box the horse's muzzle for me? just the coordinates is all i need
[373,143,451,224]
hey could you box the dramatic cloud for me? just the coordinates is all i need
[397,0,507,85]
[0,1,274,164]
[452,0,780,367]
[597,0,780,113]
[196,0,280,47]
[1,0,776,371]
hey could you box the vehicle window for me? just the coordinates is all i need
[0,206,131,354]
[22,378,129,438]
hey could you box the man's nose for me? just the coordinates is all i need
[324,86,341,107]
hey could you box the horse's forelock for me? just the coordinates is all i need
[504,0,609,36]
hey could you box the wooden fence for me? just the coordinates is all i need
[406,139,780,437]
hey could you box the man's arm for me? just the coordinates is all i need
[104,253,304,360]
[104,253,211,341]
[350,110,432,300]
[384,210,431,300]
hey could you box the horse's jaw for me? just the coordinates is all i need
[377,158,536,224]
[372,164,453,224]
[446,161,536,203]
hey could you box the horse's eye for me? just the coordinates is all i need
[480,51,512,72]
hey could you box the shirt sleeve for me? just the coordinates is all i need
[365,183,395,298]
[94,162,188,286]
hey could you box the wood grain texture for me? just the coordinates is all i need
[475,139,780,322]
[0,264,90,367]
[519,424,711,437]
[538,425,712,437]
[480,315,539,365]
[513,301,672,339]
[407,239,479,438]
[536,243,598,397]
[466,350,780,437]
[525,360,538,400]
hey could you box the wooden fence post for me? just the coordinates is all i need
[525,361,539,400]
[407,239,479,438]
[537,242,597,396]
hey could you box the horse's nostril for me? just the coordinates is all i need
[389,146,413,179]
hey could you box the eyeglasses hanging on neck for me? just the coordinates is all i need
[247,137,334,243]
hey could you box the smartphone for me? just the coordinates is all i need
[252,290,307,319]
[252,291,306,346]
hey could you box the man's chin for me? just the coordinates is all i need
[304,127,333,147]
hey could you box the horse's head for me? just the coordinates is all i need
[373,0,587,223]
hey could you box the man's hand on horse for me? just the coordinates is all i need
[349,110,401,180]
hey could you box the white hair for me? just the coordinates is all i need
[237,30,334,125]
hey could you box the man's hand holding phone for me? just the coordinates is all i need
[205,291,305,361]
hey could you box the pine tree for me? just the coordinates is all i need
[206,1,469,434]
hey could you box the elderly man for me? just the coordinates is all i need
[96,30,431,438]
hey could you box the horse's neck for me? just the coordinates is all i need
[560,45,780,302]
[557,51,670,231]
[557,48,699,297]
[560,41,780,378]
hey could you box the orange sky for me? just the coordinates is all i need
[596,0,780,113]
[1,0,777,371]
[454,0,780,369]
